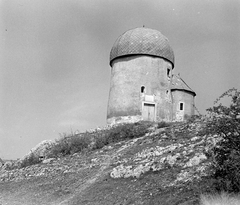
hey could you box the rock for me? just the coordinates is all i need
[191,136,200,141]
[14,160,22,169]
[42,158,55,164]
[0,120,214,189]
[107,145,113,150]
[91,158,98,163]
[166,153,180,166]
[161,133,168,139]
[184,154,207,168]
[22,140,55,161]
[4,159,22,170]
[2,161,13,170]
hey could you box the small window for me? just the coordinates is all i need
[167,68,170,78]
[141,86,145,93]
[179,102,184,111]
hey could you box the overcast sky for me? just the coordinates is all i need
[0,0,239,159]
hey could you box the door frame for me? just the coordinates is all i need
[141,101,157,121]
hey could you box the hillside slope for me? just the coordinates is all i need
[0,121,214,205]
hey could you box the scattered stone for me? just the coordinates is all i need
[22,140,55,161]
[42,158,55,164]
[184,154,207,168]
[91,158,98,163]
[0,120,217,188]
[2,161,13,170]
[191,136,199,141]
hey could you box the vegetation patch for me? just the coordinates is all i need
[48,134,91,157]
[1,88,239,205]
[47,121,155,158]
[20,152,42,168]
[202,88,240,193]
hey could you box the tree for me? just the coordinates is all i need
[206,88,240,192]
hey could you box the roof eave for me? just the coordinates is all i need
[171,88,196,96]
[110,53,174,68]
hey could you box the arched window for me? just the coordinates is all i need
[141,86,145,93]
[179,102,184,111]
[167,68,171,78]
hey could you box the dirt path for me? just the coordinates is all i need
[58,137,142,205]
[58,156,112,205]
[0,137,144,205]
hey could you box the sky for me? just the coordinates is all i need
[0,0,239,159]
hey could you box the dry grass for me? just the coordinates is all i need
[47,121,154,158]
[200,192,240,205]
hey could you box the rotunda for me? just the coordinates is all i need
[107,27,196,124]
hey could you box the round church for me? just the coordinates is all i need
[107,27,196,124]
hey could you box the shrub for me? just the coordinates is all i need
[157,121,171,128]
[68,135,91,153]
[186,114,203,123]
[93,131,109,150]
[204,88,240,192]
[200,192,240,205]
[90,121,153,150]
[20,152,41,168]
[48,133,91,157]
[48,121,153,157]
[107,121,152,143]
[48,135,71,157]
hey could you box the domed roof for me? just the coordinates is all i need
[110,27,174,67]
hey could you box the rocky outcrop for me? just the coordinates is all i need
[0,120,216,190]
[22,140,55,160]
[110,133,210,187]
[0,154,85,182]
[108,120,217,188]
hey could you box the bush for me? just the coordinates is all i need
[205,88,240,192]
[93,132,109,150]
[20,152,41,168]
[90,121,153,150]
[200,192,240,205]
[186,115,203,123]
[49,134,91,157]
[68,135,91,153]
[107,121,152,143]
[48,121,153,157]
[157,121,171,129]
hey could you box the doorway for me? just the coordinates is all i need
[142,103,156,121]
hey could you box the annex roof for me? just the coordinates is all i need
[171,74,196,96]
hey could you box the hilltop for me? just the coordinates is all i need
[0,119,220,205]
[1,88,239,205]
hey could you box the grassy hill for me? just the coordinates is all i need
[1,88,239,205]
[0,118,239,205]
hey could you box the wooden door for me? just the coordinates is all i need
[142,103,155,121]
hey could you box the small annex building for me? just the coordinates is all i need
[107,27,196,124]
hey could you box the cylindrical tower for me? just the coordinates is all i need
[107,27,175,124]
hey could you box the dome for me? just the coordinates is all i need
[110,27,174,67]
